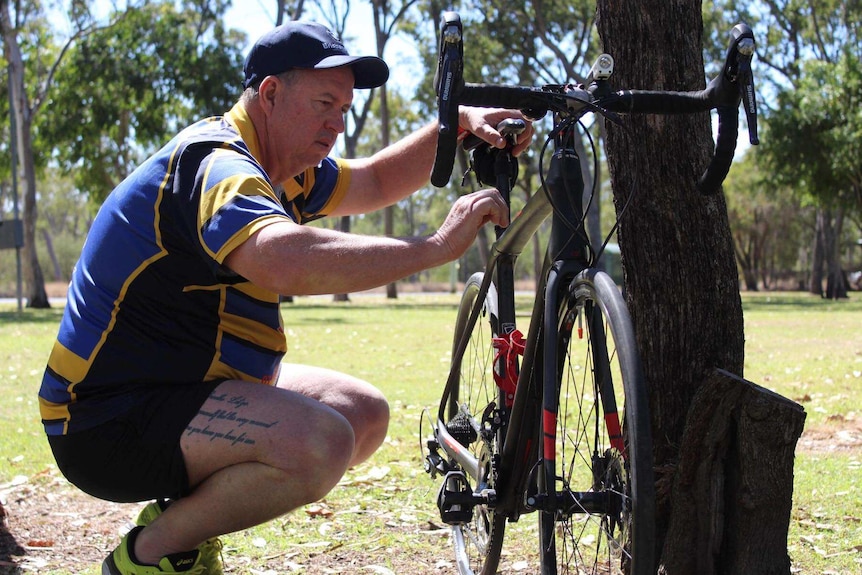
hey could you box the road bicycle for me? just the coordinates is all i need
[420,12,759,575]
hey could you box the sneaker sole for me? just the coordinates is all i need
[101,555,119,575]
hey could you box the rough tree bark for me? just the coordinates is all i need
[660,370,805,575]
[594,1,805,573]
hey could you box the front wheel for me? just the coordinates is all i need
[446,272,506,575]
[539,269,655,575]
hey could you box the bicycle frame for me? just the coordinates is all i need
[434,121,602,522]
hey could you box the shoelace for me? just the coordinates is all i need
[198,537,225,574]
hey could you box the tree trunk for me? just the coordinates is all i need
[823,206,847,299]
[659,370,805,575]
[41,228,61,282]
[596,2,802,573]
[370,5,398,300]
[385,204,398,299]
[809,209,826,295]
[333,215,351,302]
[2,3,50,308]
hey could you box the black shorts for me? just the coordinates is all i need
[47,380,223,503]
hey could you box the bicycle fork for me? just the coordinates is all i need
[528,263,622,518]
[528,134,628,531]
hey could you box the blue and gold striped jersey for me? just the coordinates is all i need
[39,103,351,435]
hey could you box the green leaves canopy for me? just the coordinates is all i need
[763,50,862,209]
[38,1,246,203]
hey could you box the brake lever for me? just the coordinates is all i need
[725,24,759,146]
[430,12,464,187]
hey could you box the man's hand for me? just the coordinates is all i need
[431,188,510,260]
[458,107,534,157]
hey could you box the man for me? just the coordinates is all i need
[39,20,532,575]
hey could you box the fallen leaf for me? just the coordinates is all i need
[305,503,334,518]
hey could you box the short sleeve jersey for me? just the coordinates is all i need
[39,104,351,435]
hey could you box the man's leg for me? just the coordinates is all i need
[132,367,389,565]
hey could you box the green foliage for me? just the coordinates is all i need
[1,1,58,178]
[703,0,862,283]
[762,51,861,210]
[37,0,246,202]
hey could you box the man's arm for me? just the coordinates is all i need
[224,188,509,296]
[330,107,533,217]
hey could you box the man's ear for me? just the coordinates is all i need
[257,76,280,115]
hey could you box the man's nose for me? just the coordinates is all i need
[326,112,346,134]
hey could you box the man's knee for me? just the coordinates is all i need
[305,407,356,464]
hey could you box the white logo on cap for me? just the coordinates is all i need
[322,29,345,50]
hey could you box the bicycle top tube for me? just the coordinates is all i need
[430,11,759,196]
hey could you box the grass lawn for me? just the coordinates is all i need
[0,291,860,574]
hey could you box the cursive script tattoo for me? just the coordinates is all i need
[184,392,280,445]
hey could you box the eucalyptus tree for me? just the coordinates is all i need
[410,1,602,282]
[41,0,245,204]
[707,0,862,297]
[724,151,809,290]
[762,49,861,297]
[2,0,243,308]
[366,0,422,298]
[2,0,93,307]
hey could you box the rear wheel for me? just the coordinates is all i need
[446,272,507,575]
[539,269,655,575]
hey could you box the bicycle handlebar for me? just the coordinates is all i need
[430,14,760,195]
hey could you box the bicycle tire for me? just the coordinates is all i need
[539,269,655,575]
[446,272,507,575]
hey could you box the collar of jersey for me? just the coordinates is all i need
[225,103,264,169]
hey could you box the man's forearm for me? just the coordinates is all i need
[226,220,449,296]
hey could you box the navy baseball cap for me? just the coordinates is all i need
[243,21,389,90]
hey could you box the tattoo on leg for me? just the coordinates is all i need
[208,392,251,409]
[185,391,280,444]
[184,424,256,445]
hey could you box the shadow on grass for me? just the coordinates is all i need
[741,291,861,313]
[0,308,64,325]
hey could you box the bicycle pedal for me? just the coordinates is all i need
[436,470,475,525]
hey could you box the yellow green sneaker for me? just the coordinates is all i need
[102,526,204,574]
[136,500,224,575]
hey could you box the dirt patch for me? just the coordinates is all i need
[796,414,862,455]
[45,283,68,299]
[2,417,859,575]
[0,469,445,575]
[1,470,129,574]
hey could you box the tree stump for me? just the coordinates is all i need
[659,369,806,575]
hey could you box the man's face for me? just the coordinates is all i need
[262,67,355,182]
